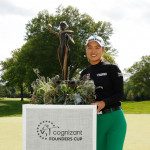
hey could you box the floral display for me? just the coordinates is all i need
[31,69,96,105]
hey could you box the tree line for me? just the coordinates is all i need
[124,55,150,101]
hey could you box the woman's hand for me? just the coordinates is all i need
[91,101,106,113]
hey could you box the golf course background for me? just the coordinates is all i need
[0,98,150,150]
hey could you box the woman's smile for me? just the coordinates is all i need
[86,41,104,65]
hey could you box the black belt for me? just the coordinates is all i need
[98,106,121,115]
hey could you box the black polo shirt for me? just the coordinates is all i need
[80,60,123,110]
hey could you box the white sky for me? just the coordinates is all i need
[0,0,150,73]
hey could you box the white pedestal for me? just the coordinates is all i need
[23,104,97,150]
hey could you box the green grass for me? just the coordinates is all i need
[0,98,150,117]
[0,98,30,117]
[122,100,150,114]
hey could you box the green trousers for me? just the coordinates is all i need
[97,109,127,150]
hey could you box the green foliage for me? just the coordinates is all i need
[126,90,134,101]
[1,49,24,86]
[125,55,150,100]
[0,86,30,98]
[0,84,5,97]
[0,49,27,100]
[31,69,95,105]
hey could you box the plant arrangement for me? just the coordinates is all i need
[31,69,96,105]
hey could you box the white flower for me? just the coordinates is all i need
[55,75,60,80]
[73,93,82,105]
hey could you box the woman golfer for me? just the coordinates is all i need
[80,35,127,150]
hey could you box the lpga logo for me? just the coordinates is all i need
[37,120,59,140]
[37,120,83,141]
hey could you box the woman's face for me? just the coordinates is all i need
[86,41,104,65]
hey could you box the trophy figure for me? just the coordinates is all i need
[48,21,75,80]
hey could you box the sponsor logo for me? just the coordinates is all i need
[97,73,107,77]
[118,72,123,77]
[87,73,90,79]
[37,120,83,142]
[87,37,101,44]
